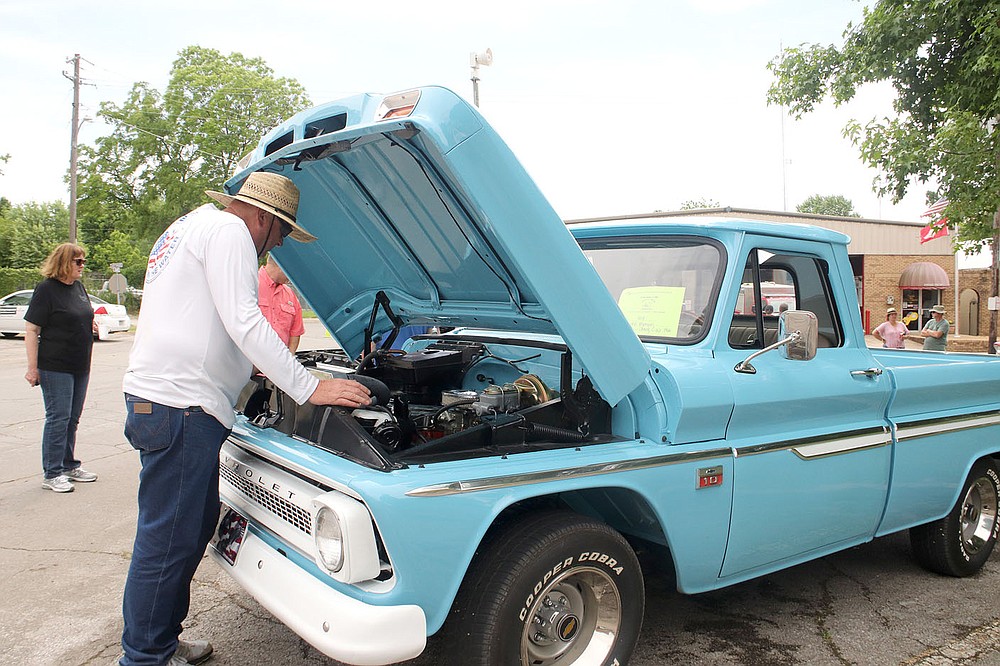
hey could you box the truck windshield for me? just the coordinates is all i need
[580,237,724,343]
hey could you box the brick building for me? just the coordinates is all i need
[567,207,983,335]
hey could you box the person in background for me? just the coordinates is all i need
[117,172,371,666]
[873,307,908,349]
[258,254,305,352]
[23,243,100,493]
[921,304,950,351]
[371,325,436,352]
[394,324,434,347]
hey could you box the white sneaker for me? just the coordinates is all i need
[42,475,74,493]
[111,652,194,665]
[175,639,213,664]
[64,467,98,482]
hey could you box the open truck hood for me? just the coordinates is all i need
[229,87,649,405]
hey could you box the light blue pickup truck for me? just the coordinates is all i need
[211,86,1000,666]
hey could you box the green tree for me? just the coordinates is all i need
[0,153,9,176]
[796,194,860,217]
[0,215,12,267]
[88,230,149,287]
[680,198,720,210]
[767,0,1000,347]
[767,2,1000,247]
[78,46,310,249]
[1,201,70,268]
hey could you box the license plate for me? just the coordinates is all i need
[211,505,248,566]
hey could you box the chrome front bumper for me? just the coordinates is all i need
[211,531,426,666]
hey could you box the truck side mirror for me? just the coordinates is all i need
[780,310,818,361]
[734,310,820,374]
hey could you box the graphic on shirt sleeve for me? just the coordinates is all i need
[145,213,191,284]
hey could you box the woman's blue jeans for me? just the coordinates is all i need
[38,369,89,479]
[119,395,230,666]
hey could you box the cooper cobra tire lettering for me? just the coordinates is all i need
[578,551,624,574]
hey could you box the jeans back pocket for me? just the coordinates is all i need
[124,394,172,452]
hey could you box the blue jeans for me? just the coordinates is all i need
[120,394,230,666]
[38,370,89,479]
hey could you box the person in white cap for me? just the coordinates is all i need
[872,307,908,349]
[920,304,949,351]
[116,172,371,666]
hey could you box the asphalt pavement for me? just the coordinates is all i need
[0,320,998,665]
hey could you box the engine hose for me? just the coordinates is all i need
[356,349,378,372]
[523,422,587,443]
[431,399,477,424]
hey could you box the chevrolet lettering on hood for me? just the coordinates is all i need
[209,85,1000,666]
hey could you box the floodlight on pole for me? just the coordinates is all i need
[470,48,493,107]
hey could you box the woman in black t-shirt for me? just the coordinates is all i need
[24,243,100,493]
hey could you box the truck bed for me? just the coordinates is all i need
[871,349,1000,421]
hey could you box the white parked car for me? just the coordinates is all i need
[89,293,132,339]
[0,289,131,341]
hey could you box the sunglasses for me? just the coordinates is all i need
[279,219,293,239]
[74,258,86,267]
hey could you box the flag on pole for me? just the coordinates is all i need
[920,221,949,243]
[921,198,949,219]
[919,198,949,243]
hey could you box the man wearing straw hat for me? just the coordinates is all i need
[117,172,371,666]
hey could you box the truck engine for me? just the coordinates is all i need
[237,337,616,469]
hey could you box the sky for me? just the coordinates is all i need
[0,0,947,230]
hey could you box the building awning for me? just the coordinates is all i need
[899,261,950,288]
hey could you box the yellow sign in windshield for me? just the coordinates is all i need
[618,286,686,337]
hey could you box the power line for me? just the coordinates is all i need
[103,116,231,165]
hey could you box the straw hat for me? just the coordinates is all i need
[930,304,946,315]
[206,172,316,243]
[886,307,897,315]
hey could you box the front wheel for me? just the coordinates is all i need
[910,458,1000,577]
[445,511,644,666]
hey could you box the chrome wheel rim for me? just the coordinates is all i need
[520,567,621,666]
[961,476,998,555]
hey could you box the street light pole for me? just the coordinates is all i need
[470,49,493,107]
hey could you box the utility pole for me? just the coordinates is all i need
[990,208,999,354]
[780,105,788,211]
[64,54,81,244]
[778,41,788,212]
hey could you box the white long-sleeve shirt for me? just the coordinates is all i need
[123,204,318,427]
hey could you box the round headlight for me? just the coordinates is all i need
[314,506,344,572]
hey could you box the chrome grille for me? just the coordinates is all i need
[220,463,313,535]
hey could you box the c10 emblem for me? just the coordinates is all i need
[697,466,723,489]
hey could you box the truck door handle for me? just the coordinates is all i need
[850,367,883,378]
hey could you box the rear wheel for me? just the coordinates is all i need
[445,511,644,666]
[910,458,999,577]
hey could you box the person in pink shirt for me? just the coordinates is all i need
[872,307,908,349]
[258,254,306,352]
